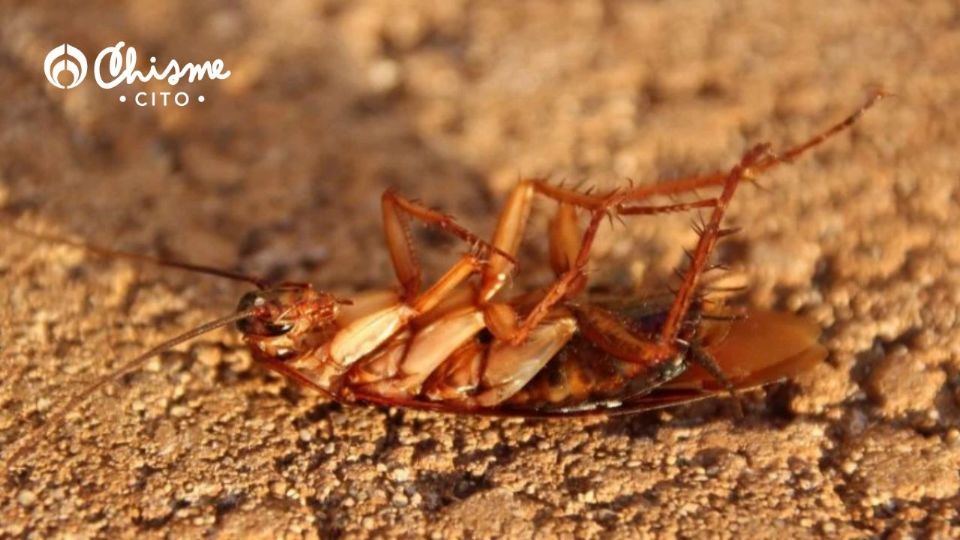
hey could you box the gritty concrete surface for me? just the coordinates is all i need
[1,1,959,538]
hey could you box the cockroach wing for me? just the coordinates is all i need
[658,308,825,394]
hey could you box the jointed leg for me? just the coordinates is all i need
[410,254,483,315]
[479,180,615,340]
[482,92,885,345]
[615,90,887,210]
[658,88,885,345]
[478,177,727,344]
[689,344,744,417]
[548,203,580,275]
[479,178,714,301]
[617,198,718,216]
[478,179,619,302]
[479,181,534,303]
[505,141,766,347]
[381,189,513,302]
[497,194,724,346]
[659,144,771,344]
[541,147,766,410]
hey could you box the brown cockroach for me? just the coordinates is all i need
[2,93,884,467]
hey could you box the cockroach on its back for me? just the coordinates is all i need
[2,92,885,466]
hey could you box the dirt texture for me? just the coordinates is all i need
[2,1,960,538]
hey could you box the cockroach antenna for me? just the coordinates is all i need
[1,219,270,289]
[3,309,260,472]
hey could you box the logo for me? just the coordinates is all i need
[44,43,88,89]
[42,41,230,107]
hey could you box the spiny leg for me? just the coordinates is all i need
[688,344,744,417]
[547,190,723,277]
[757,90,886,168]
[600,95,887,397]
[535,88,879,283]
[381,189,512,302]
[484,88,885,345]
[500,194,724,346]
[484,94,885,397]
[479,179,614,303]
[543,196,724,291]
[479,178,718,300]
[617,198,719,216]
[615,91,887,210]
[592,145,769,412]
[479,176,727,344]
[659,92,886,344]
[658,143,771,345]
[479,180,607,339]
[569,303,679,372]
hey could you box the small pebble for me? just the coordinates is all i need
[35,398,52,413]
[391,468,410,482]
[945,429,959,445]
[17,490,37,508]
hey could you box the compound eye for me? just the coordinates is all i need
[238,318,294,337]
[237,290,266,312]
[236,291,294,337]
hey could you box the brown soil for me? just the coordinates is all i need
[2,1,959,538]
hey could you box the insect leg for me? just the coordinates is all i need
[659,144,772,344]
[478,180,534,302]
[480,180,638,339]
[381,189,511,302]
[500,192,723,346]
[479,179,618,302]
[497,192,620,346]
[616,198,718,216]
[479,180,608,340]
[688,343,744,417]
[548,202,580,275]
[410,253,484,314]
[614,90,887,208]
[569,303,678,370]
[481,199,608,343]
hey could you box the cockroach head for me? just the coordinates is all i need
[235,285,345,360]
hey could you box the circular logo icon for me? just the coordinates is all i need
[44,44,88,89]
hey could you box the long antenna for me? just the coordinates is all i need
[3,309,259,471]
[3,221,269,289]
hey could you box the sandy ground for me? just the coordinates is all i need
[2,1,959,538]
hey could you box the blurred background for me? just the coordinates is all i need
[2,1,959,538]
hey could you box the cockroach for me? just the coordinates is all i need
[2,92,885,468]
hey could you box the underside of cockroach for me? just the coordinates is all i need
[244,287,825,417]
[233,93,882,417]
